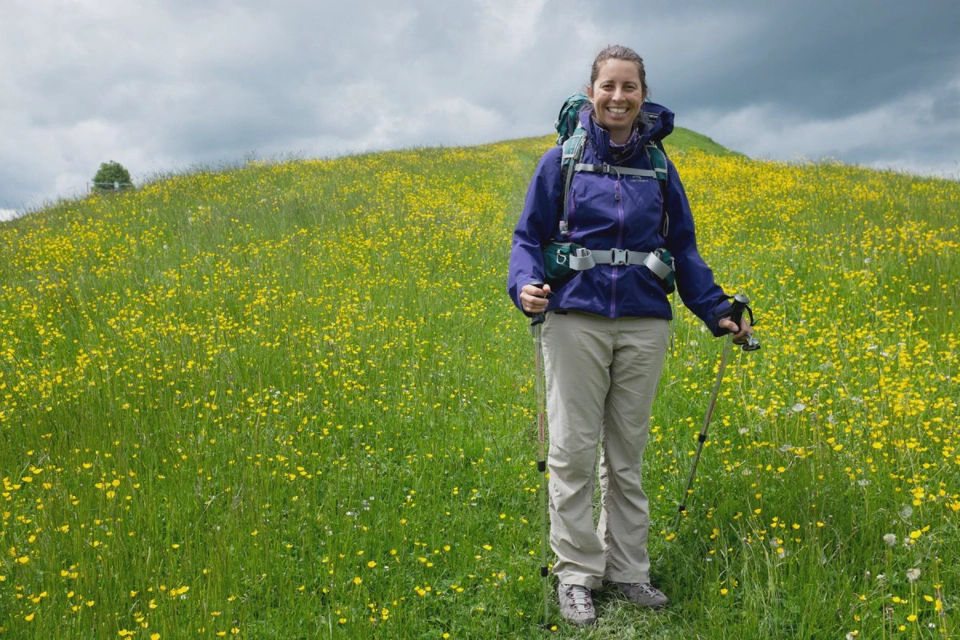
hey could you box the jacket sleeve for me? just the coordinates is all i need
[507,147,564,312]
[662,158,733,336]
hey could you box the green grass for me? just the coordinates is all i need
[1,134,958,639]
[664,127,744,158]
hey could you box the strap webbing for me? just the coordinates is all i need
[643,252,674,280]
[574,163,659,179]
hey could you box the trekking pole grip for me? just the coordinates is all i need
[729,293,749,327]
[729,293,760,352]
[529,282,547,327]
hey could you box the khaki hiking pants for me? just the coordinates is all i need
[542,311,670,589]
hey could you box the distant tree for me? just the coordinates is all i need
[92,161,132,191]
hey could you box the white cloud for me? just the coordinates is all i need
[0,209,19,222]
[476,0,548,59]
[683,103,895,161]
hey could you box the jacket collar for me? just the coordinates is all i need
[579,101,675,162]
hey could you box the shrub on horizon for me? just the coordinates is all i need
[92,160,132,192]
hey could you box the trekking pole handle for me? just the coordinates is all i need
[728,293,760,352]
[728,293,750,326]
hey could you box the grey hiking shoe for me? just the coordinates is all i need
[557,583,597,626]
[614,582,669,609]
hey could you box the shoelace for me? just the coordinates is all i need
[565,586,593,611]
[633,583,662,597]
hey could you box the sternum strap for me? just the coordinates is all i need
[574,163,659,179]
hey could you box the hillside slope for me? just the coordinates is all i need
[1,134,958,639]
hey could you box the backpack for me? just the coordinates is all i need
[553,93,669,239]
[540,93,675,294]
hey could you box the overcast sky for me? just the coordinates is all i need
[2,0,958,221]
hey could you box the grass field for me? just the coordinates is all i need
[1,128,958,639]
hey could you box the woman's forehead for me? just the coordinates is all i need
[594,58,642,83]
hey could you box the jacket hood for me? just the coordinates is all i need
[579,101,675,159]
[637,101,675,142]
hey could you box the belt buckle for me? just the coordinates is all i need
[611,248,628,266]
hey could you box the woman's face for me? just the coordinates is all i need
[587,58,645,144]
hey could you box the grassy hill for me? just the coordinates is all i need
[665,127,745,158]
[1,132,958,639]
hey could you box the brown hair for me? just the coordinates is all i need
[589,45,648,95]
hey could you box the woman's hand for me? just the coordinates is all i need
[718,316,753,344]
[520,283,552,314]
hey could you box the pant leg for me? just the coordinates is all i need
[597,317,670,584]
[542,311,614,589]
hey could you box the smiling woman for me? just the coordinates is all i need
[508,43,754,628]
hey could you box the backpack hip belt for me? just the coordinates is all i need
[543,243,675,292]
[566,246,674,280]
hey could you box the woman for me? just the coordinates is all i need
[507,45,751,627]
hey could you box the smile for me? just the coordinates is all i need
[607,107,628,114]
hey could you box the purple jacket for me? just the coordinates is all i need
[507,103,732,335]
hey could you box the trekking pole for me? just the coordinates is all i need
[530,299,551,629]
[674,294,759,530]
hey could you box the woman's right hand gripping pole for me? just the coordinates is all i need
[520,283,552,315]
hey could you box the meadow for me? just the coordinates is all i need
[0,130,958,639]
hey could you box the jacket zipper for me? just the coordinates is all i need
[611,178,624,317]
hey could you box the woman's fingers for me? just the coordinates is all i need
[719,317,753,342]
[521,283,551,313]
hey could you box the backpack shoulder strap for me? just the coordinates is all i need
[646,142,668,182]
[645,141,670,237]
[559,125,587,238]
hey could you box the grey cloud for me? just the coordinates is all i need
[684,76,960,179]
[590,0,960,118]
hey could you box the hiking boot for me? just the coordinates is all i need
[557,583,597,626]
[614,582,669,609]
